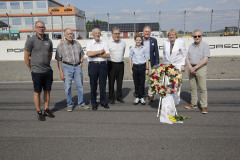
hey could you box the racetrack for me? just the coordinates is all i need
[0,80,240,160]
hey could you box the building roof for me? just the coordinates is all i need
[92,23,159,32]
[0,0,64,7]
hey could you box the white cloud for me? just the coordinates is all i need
[121,9,142,13]
[146,0,168,5]
[192,7,212,12]
[216,0,228,4]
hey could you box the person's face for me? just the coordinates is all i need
[143,27,151,39]
[168,32,177,43]
[112,29,120,42]
[35,22,45,35]
[135,37,142,46]
[64,29,73,41]
[193,31,202,44]
[92,29,101,42]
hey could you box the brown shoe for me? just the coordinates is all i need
[185,104,197,109]
[201,107,208,114]
[148,96,154,102]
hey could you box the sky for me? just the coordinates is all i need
[56,0,240,14]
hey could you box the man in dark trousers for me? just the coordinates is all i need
[142,26,159,102]
[107,27,126,104]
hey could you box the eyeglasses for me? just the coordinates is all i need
[193,35,202,38]
[36,26,46,29]
[113,33,120,35]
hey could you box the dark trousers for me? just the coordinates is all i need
[132,64,146,98]
[88,63,108,106]
[108,61,124,100]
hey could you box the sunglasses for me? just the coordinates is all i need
[193,35,202,38]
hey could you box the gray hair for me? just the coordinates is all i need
[64,28,72,34]
[92,28,101,33]
[112,27,120,33]
[192,29,203,36]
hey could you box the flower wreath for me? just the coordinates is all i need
[147,64,183,98]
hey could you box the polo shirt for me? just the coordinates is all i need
[25,35,53,73]
[187,40,210,65]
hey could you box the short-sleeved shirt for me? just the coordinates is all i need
[107,39,126,62]
[25,35,53,73]
[129,45,149,64]
[55,40,84,64]
[86,39,109,62]
[187,41,210,65]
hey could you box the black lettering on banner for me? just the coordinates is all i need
[53,48,57,52]
[82,47,86,52]
[209,45,215,49]
[216,45,223,49]
[159,46,163,50]
[7,49,14,52]
[224,44,231,48]
[232,44,238,48]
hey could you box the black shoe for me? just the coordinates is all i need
[101,104,110,109]
[92,105,98,111]
[109,99,115,104]
[116,98,124,103]
[37,111,46,121]
[44,108,55,118]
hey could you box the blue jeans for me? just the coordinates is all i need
[62,63,85,107]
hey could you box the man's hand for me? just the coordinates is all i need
[130,69,133,75]
[60,72,64,80]
[145,70,148,75]
[181,65,185,72]
[189,66,196,74]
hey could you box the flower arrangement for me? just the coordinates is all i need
[147,64,183,98]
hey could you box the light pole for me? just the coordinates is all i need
[6,13,11,40]
[210,9,213,34]
[61,15,63,39]
[50,12,54,39]
[107,13,109,32]
[31,12,34,35]
[134,11,136,36]
[159,11,161,37]
[184,10,186,37]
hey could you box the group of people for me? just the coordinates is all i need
[24,20,210,121]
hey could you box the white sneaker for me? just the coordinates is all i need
[134,98,140,105]
[140,98,145,105]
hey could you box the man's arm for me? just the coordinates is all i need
[154,39,159,65]
[99,53,110,58]
[194,57,208,70]
[24,50,31,71]
[186,56,196,74]
[129,59,133,75]
[49,52,53,62]
[87,49,105,57]
[57,60,64,80]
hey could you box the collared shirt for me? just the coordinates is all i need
[129,45,149,64]
[55,40,84,64]
[86,39,109,62]
[143,38,150,56]
[107,38,126,62]
[24,34,53,73]
[187,40,210,65]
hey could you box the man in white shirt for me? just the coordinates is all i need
[86,28,110,111]
[107,27,126,104]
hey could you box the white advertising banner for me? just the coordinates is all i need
[0,36,239,61]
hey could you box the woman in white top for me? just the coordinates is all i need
[163,29,186,106]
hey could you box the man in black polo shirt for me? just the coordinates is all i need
[24,20,55,121]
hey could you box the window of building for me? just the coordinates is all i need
[12,18,22,25]
[53,16,61,24]
[10,2,20,9]
[23,2,33,9]
[37,17,48,24]
[36,2,46,9]
[0,2,7,9]
[63,16,74,24]
[0,18,8,25]
[25,18,33,25]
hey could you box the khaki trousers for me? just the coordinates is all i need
[189,65,208,107]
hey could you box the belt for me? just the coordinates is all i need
[133,63,146,66]
[62,61,80,66]
[89,61,107,64]
[109,61,124,64]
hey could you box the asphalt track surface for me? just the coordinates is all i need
[0,80,240,160]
